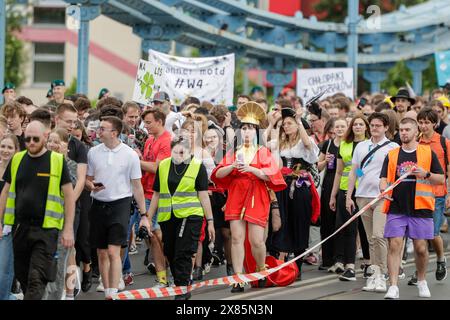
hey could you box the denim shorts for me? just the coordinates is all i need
[384,213,434,240]
[433,197,446,236]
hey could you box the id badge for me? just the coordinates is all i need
[356,168,364,177]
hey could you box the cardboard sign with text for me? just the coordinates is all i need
[132,59,165,106]
[149,50,235,106]
[297,68,354,101]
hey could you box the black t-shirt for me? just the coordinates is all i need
[153,159,209,195]
[380,148,443,217]
[17,133,26,151]
[68,136,88,164]
[436,121,447,135]
[4,150,72,225]
[321,139,339,191]
[392,132,401,146]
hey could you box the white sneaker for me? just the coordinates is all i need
[12,292,24,300]
[406,238,414,254]
[96,277,104,292]
[375,275,387,293]
[356,249,363,260]
[384,286,399,299]
[154,280,169,288]
[362,275,377,292]
[119,277,125,291]
[417,280,431,298]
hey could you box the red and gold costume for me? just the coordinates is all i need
[211,146,286,227]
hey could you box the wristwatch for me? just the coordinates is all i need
[425,171,431,179]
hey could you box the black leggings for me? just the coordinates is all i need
[334,190,358,266]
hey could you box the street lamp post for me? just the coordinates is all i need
[347,0,358,98]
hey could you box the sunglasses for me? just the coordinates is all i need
[25,136,40,143]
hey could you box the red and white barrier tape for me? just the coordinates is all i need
[115,169,414,300]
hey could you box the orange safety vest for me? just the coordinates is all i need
[382,144,435,214]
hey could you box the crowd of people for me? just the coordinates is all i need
[1,79,450,300]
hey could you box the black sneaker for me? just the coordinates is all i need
[81,269,92,292]
[363,264,374,279]
[335,263,345,274]
[192,267,203,281]
[339,268,356,281]
[436,259,447,281]
[147,262,156,275]
[408,271,418,286]
[174,292,191,300]
[257,277,267,288]
[318,265,329,271]
[230,283,244,293]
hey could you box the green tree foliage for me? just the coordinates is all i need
[65,77,77,96]
[5,0,25,87]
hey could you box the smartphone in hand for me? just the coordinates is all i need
[93,182,104,188]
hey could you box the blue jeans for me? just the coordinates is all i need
[0,232,14,300]
[433,196,446,236]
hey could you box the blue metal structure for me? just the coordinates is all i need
[2,0,450,100]
[0,0,5,104]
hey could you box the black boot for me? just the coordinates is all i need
[296,260,303,281]
[81,269,92,292]
[230,283,244,293]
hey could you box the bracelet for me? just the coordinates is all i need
[206,217,214,222]
[140,212,148,218]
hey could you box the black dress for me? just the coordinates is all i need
[270,157,312,270]
[319,139,339,268]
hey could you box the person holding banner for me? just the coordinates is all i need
[268,107,320,279]
[381,117,445,299]
[211,102,286,293]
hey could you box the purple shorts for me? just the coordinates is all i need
[384,214,434,240]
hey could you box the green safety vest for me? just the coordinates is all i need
[339,141,356,191]
[4,151,65,230]
[157,157,204,223]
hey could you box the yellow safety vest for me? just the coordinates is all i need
[157,157,204,223]
[4,151,65,230]
[339,141,354,191]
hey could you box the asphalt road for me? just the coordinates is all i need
[76,234,450,301]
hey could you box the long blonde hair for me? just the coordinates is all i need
[278,116,301,150]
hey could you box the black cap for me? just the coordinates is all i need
[152,91,170,103]
[281,107,310,130]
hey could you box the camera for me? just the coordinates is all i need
[137,226,150,239]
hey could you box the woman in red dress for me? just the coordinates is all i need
[211,102,286,293]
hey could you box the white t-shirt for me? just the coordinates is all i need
[87,142,142,202]
[352,136,399,198]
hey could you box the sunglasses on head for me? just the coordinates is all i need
[25,136,40,143]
